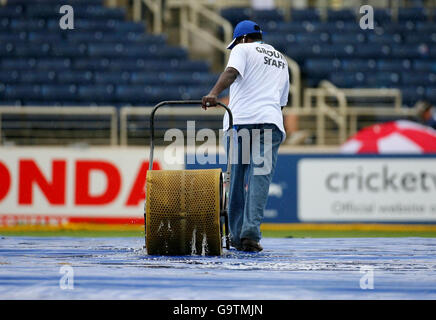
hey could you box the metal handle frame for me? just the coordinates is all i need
[147,100,233,250]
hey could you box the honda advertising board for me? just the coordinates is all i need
[0,147,183,225]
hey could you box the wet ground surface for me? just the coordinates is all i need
[0,236,435,299]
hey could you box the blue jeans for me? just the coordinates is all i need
[225,123,282,246]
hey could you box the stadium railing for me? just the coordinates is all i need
[0,106,118,146]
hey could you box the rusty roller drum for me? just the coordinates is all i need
[145,169,222,256]
[144,100,233,256]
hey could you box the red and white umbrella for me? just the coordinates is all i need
[341,120,436,154]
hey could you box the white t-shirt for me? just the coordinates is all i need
[223,42,289,141]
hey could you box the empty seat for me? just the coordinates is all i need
[0,5,24,18]
[57,71,93,84]
[390,44,431,59]
[50,43,88,57]
[400,86,426,106]
[0,43,14,56]
[402,72,436,86]
[252,9,285,26]
[373,9,392,23]
[354,44,391,59]
[365,72,401,87]
[398,7,428,22]
[413,60,436,72]
[331,33,365,44]
[342,59,377,72]
[41,85,78,100]
[94,71,131,84]
[404,32,436,44]
[0,31,26,41]
[0,71,20,84]
[14,42,50,57]
[378,59,412,72]
[220,7,251,26]
[9,19,46,31]
[329,72,366,88]
[327,9,356,22]
[36,58,71,70]
[4,85,42,100]
[290,8,321,22]
[20,71,56,83]
[77,85,115,102]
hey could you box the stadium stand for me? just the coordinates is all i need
[220,6,436,108]
[0,0,220,107]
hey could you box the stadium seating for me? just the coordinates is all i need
[0,1,220,106]
[221,6,436,107]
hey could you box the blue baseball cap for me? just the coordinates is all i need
[227,20,262,50]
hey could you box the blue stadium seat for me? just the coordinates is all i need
[342,59,377,72]
[50,43,87,57]
[220,7,251,26]
[400,86,426,106]
[20,71,56,83]
[9,19,46,31]
[390,44,431,59]
[327,9,356,22]
[398,7,428,22]
[41,85,78,100]
[378,59,412,72]
[290,8,321,22]
[0,5,23,18]
[0,58,35,70]
[373,9,392,23]
[4,85,42,100]
[365,72,401,87]
[367,33,402,44]
[14,42,50,57]
[252,9,285,26]
[404,32,436,44]
[130,72,161,85]
[413,60,436,72]
[354,44,391,59]
[36,58,71,70]
[331,33,365,44]
[304,59,341,72]
[0,71,20,84]
[77,85,115,102]
[402,72,436,86]
[94,71,131,84]
[426,88,436,103]
[297,32,330,44]
[0,31,26,41]
[309,44,356,58]
[57,71,93,84]
[0,43,14,57]
[329,72,366,88]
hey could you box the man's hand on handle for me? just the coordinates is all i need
[202,94,218,109]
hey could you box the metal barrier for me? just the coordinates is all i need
[0,106,118,146]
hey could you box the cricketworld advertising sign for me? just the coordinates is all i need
[298,157,436,222]
[187,153,436,223]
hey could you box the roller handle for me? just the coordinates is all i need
[148,100,233,171]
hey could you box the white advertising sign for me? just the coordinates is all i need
[298,158,436,222]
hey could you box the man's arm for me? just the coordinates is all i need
[202,67,239,108]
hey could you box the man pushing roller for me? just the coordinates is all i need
[202,20,289,252]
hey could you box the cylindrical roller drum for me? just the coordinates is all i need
[145,169,222,256]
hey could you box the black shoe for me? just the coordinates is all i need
[230,240,243,251]
[241,238,263,252]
